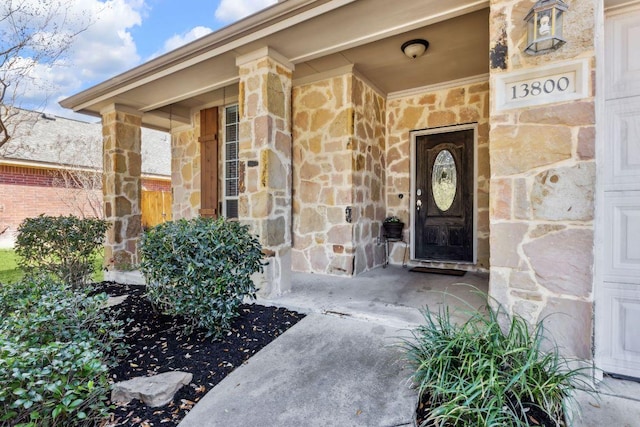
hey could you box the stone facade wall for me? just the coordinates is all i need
[386,81,491,268]
[237,52,293,295]
[102,108,142,270]
[171,119,201,220]
[489,0,596,358]
[291,73,386,276]
[291,74,355,275]
[352,77,386,274]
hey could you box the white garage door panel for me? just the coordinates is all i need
[598,283,640,378]
[604,97,640,190]
[604,192,640,283]
[598,6,640,378]
[606,12,640,99]
[623,301,640,354]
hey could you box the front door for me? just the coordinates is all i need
[413,127,474,263]
[596,6,640,378]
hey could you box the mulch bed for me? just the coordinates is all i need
[415,392,559,427]
[97,282,304,426]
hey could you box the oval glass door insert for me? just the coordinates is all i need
[432,149,457,211]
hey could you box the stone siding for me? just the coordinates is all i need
[291,73,386,276]
[386,82,491,268]
[352,77,386,273]
[291,74,355,275]
[489,0,597,358]
[237,52,293,295]
[171,119,201,220]
[102,108,143,270]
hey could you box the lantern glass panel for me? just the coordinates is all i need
[554,7,564,39]
[527,15,536,44]
[538,8,553,38]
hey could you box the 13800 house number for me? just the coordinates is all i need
[495,59,587,111]
[510,76,571,100]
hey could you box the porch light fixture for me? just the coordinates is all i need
[401,39,429,59]
[524,0,568,55]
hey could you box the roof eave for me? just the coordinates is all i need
[59,0,349,112]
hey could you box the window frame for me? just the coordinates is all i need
[222,104,239,219]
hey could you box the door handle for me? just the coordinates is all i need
[416,199,422,211]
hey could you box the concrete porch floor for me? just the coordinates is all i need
[255,265,640,427]
[258,265,490,329]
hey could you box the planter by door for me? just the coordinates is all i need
[383,222,404,239]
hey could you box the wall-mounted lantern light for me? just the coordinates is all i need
[401,39,429,59]
[524,0,569,55]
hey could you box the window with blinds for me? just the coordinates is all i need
[224,105,239,218]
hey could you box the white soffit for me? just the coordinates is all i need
[63,0,488,113]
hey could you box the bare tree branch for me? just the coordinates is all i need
[0,80,7,147]
[51,168,103,219]
[49,132,104,219]
[0,0,90,149]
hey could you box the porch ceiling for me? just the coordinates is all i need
[60,0,489,130]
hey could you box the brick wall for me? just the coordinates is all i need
[0,165,61,187]
[0,164,170,248]
[142,178,171,192]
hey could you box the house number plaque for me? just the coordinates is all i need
[509,74,573,101]
[494,59,589,112]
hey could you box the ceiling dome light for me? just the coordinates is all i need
[401,39,429,59]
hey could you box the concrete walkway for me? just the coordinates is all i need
[179,267,488,426]
[179,313,416,427]
[178,266,640,426]
[571,376,640,427]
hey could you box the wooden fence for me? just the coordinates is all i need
[141,190,172,229]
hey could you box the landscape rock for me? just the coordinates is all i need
[106,294,128,308]
[111,371,193,407]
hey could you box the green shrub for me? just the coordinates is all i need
[0,278,127,426]
[403,299,594,426]
[140,217,264,338]
[15,215,109,288]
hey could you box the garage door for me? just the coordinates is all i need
[596,5,640,378]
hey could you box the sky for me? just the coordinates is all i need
[6,0,278,120]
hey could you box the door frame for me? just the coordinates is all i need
[410,123,478,264]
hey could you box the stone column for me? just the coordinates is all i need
[488,0,597,358]
[101,105,143,275]
[236,48,293,296]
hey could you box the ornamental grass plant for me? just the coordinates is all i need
[403,295,595,427]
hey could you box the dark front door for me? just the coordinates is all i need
[414,129,474,262]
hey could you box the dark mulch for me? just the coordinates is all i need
[415,392,559,427]
[97,282,304,427]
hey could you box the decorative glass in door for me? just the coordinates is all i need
[432,149,457,212]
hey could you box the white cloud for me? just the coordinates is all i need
[153,26,213,58]
[214,0,278,23]
[68,0,144,81]
[7,0,278,121]
[3,0,145,118]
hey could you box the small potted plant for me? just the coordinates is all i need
[383,216,404,239]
